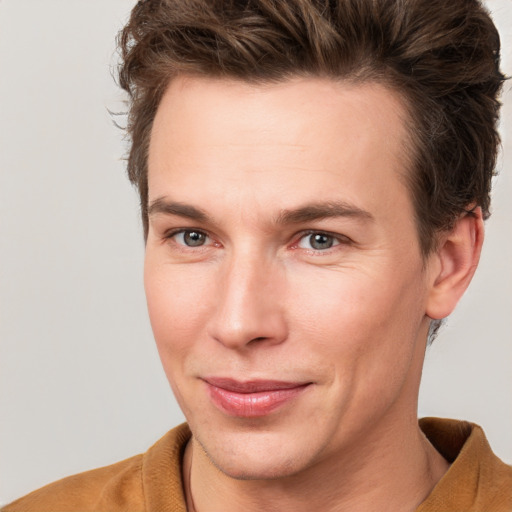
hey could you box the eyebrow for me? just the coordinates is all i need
[147,197,374,225]
[148,198,208,222]
[275,201,374,224]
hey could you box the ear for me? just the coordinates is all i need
[426,207,484,320]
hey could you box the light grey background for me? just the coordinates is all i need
[0,0,510,505]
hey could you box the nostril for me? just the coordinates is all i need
[249,337,267,344]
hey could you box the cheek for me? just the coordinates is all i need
[144,259,216,416]
[290,267,393,335]
[290,263,426,373]
[144,258,211,360]
[291,266,427,429]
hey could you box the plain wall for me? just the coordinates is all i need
[0,0,511,505]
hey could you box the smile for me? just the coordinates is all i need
[203,378,312,418]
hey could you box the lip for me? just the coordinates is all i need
[203,378,311,417]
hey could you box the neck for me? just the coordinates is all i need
[183,416,449,512]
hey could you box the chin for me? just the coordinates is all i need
[194,425,317,481]
[206,449,302,481]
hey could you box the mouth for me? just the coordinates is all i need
[202,377,312,417]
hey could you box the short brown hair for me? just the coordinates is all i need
[117,0,505,255]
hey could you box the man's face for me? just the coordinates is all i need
[145,76,434,479]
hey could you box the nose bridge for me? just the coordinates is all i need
[208,245,287,349]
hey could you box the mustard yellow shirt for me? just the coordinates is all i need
[3,418,512,512]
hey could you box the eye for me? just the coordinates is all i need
[297,232,341,251]
[171,230,210,247]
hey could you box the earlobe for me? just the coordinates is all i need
[426,207,484,320]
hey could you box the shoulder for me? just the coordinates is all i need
[1,453,147,512]
[2,424,191,512]
[2,454,144,512]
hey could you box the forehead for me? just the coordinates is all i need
[147,75,414,226]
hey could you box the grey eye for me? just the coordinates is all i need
[309,233,334,250]
[298,232,339,251]
[178,230,208,247]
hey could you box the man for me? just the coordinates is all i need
[3,0,511,511]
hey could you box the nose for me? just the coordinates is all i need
[206,250,288,350]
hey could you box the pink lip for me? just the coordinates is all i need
[203,378,311,417]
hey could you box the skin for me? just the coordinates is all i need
[145,75,483,512]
